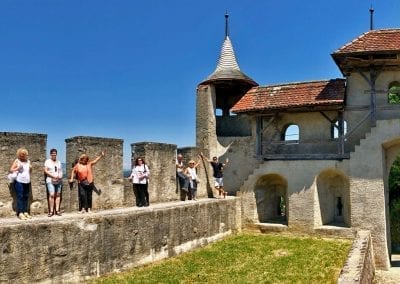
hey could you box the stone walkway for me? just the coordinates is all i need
[374,254,400,283]
[1,200,400,283]
[0,198,224,225]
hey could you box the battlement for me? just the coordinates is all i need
[0,132,200,217]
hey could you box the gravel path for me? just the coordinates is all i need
[374,255,400,283]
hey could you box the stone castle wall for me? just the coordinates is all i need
[65,136,125,211]
[0,133,203,216]
[0,198,240,283]
[0,132,47,217]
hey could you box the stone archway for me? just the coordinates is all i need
[254,174,288,224]
[316,169,350,227]
[383,138,400,260]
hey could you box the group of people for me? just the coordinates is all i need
[176,152,229,200]
[7,147,105,220]
[7,147,229,220]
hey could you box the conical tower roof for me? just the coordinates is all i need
[200,14,257,86]
[214,36,240,72]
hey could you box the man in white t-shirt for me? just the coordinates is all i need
[44,149,63,217]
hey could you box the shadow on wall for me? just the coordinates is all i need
[200,155,214,198]
[7,183,17,213]
[254,173,288,224]
[316,168,350,228]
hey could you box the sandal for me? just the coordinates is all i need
[55,211,62,216]
[48,212,54,217]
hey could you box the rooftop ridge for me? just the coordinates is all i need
[256,78,345,89]
[334,28,400,54]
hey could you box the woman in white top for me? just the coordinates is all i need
[44,148,63,217]
[9,148,32,220]
[184,159,201,200]
[128,157,150,207]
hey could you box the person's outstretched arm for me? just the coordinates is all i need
[91,151,105,166]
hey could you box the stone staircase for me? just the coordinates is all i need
[350,119,400,160]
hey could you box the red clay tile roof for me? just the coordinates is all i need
[231,79,345,113]
[333,29,400,54]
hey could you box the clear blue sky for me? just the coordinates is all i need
[0,0,398,168]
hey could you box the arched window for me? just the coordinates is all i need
[282,124,299,142]
[331,120,347,139]
[388,81,400,104]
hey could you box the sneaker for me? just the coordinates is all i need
[18,213,27,220]
[23,212,32,219]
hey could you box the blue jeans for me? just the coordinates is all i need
[177,172,189,190]
[14,181,30,214]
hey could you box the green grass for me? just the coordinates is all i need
[90,232,352,284]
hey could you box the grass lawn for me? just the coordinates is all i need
[90,232,352,283]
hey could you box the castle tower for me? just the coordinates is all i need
[196,13,257,156]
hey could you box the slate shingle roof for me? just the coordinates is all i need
[200,36,257,86]
[333,29,400,54]
[231,79,345,113]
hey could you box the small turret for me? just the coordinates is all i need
[200,12,257,87]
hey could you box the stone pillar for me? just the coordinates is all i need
[65,136,124,212]
[0,132,47,217]
[131,142,177,203]
[196,84,219,197]
[196,84,219,155]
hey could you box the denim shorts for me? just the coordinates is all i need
[47,182,62,194]
[214,177,224,187]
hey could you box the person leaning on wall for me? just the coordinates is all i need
[9,148,32,220]
[44,148,63,217]
[184,157,201,201]
[176,153,190,200]
[69,151,105,214]
[200,152,229,198]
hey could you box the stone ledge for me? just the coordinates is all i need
[0,197,239,283]
[250,222,288,233]
[338,230,375,284]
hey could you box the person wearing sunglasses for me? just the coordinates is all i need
[44,148,63,217]
[200,152,229,198]
[70,151,105,213]
[128,157,150,207]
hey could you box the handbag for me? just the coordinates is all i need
[6,172,18,183]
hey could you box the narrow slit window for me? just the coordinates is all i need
[332,120,347,139]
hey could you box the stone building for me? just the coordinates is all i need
[196,14,400,270]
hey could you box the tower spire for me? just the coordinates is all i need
[200,12,257,87]
[369,6,374,30]
[225,11,229,38]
